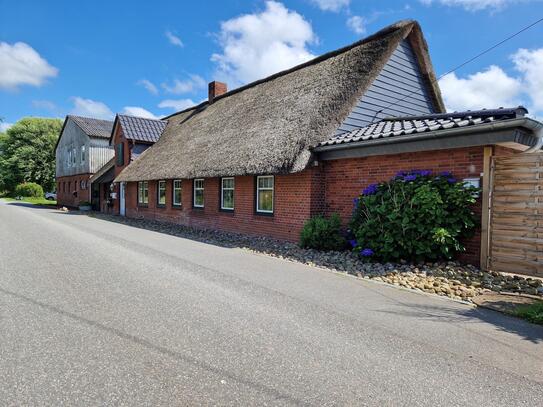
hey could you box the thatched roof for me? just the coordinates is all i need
[116,20,443,182]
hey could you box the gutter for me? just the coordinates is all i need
[314,117,542,154]
[522,119,543,153]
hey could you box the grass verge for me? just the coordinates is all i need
[1,197,57,206]
[513,301,543,325]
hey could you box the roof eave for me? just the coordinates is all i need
[314,118,541,160]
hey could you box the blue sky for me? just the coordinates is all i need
[1,0,542,130]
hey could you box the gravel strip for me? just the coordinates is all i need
[88,212,543,302]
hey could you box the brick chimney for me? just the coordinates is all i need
[208,81,227,104]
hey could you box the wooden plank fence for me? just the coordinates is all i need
[488,153,543,277]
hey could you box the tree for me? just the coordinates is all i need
[0,117,62,193]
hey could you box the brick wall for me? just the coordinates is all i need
[120,145,524,266]
[125,168,323,242]
[322,147,486,265]
[56,174,92,207]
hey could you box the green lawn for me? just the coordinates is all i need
[1,197,57,206]
[513,301,543,325]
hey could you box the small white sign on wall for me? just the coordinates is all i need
[110,192,117,199]
[463,178,480,189]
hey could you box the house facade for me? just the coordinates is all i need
[55,116,114,207]
[109,20,542,267]
[89,114,166,212]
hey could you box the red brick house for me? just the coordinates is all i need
[113,20,542,267]
[55,115,114,207]
[89,114,166,213]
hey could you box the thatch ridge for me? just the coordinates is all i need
[117,20,442,182]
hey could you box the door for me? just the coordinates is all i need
[120,182,126,216]
[91,182,100,211]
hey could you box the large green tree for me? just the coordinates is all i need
[0,117,62,193]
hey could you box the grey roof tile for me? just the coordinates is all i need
[317,107,528,148]
[69,115,114,138]
[117,114,167,143]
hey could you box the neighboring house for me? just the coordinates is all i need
[55,115,114,207]
[89,114,166,213]
[109,20,542,267]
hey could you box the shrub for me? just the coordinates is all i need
[350,170,479,262]
[14,182,44,198]
[300,213,346,251]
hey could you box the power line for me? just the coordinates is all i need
[371,16,543,122]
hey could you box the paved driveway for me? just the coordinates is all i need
[0,201,542,406]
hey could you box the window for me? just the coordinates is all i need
[221,177,235,210]
[256,175,274,214]
[193,179,204,208]
[157,180,166,206]
[72,148,76,165]
[173,180,182,207]
[81,145,86,163]
[116,143,124,166]
[138,181,149,205]
[80,180,86,190]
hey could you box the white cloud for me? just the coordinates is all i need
[0,42,58,90]
[165,31,184,47]
[158,99,196,111]
[162,74,206,94]
[32,99,58,112]
[137,79,159,95]
[211,1,316,85]
[121,106,160,119]
[346,15,366,34]
[70,97,114,119]
[438,47,543,117]
[310,0,350,12]
[439,66,522,111]
[419,0,524,11]
[0,121,13,132]
[512,48,543,112]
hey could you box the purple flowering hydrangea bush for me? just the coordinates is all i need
[350,170,479,262]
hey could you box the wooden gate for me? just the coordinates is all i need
[488,153,543,277]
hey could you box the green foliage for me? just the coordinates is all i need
[350,170,479,262]
[300,213,347,251]
[14,182,44,198]
[0,117,62,193]
[513,302,543,325]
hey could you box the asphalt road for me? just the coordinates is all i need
[0,201,542,406]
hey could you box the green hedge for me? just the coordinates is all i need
[300,213,346,251]
[14,182,44,198]
[350,170,479,262]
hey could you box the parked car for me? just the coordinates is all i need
[45,191,57,200]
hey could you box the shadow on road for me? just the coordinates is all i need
[375,302,543,344]
[0,286,304,404]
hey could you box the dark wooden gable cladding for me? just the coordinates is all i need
[336,39,437,134]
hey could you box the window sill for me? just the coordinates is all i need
[172,204,183,210]
[219,207,235,213]
[192,206,204,210]
[156,204,166,208]
[137,204,148,208]
[255,211,274,217]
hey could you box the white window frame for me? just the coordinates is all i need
[173,180,182,207]
[256,175,274,214]
[138,181,149,205]
[81,145,86,163]
[220,177,235,210]
[193,179,204,208]
[157,180,166,206]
